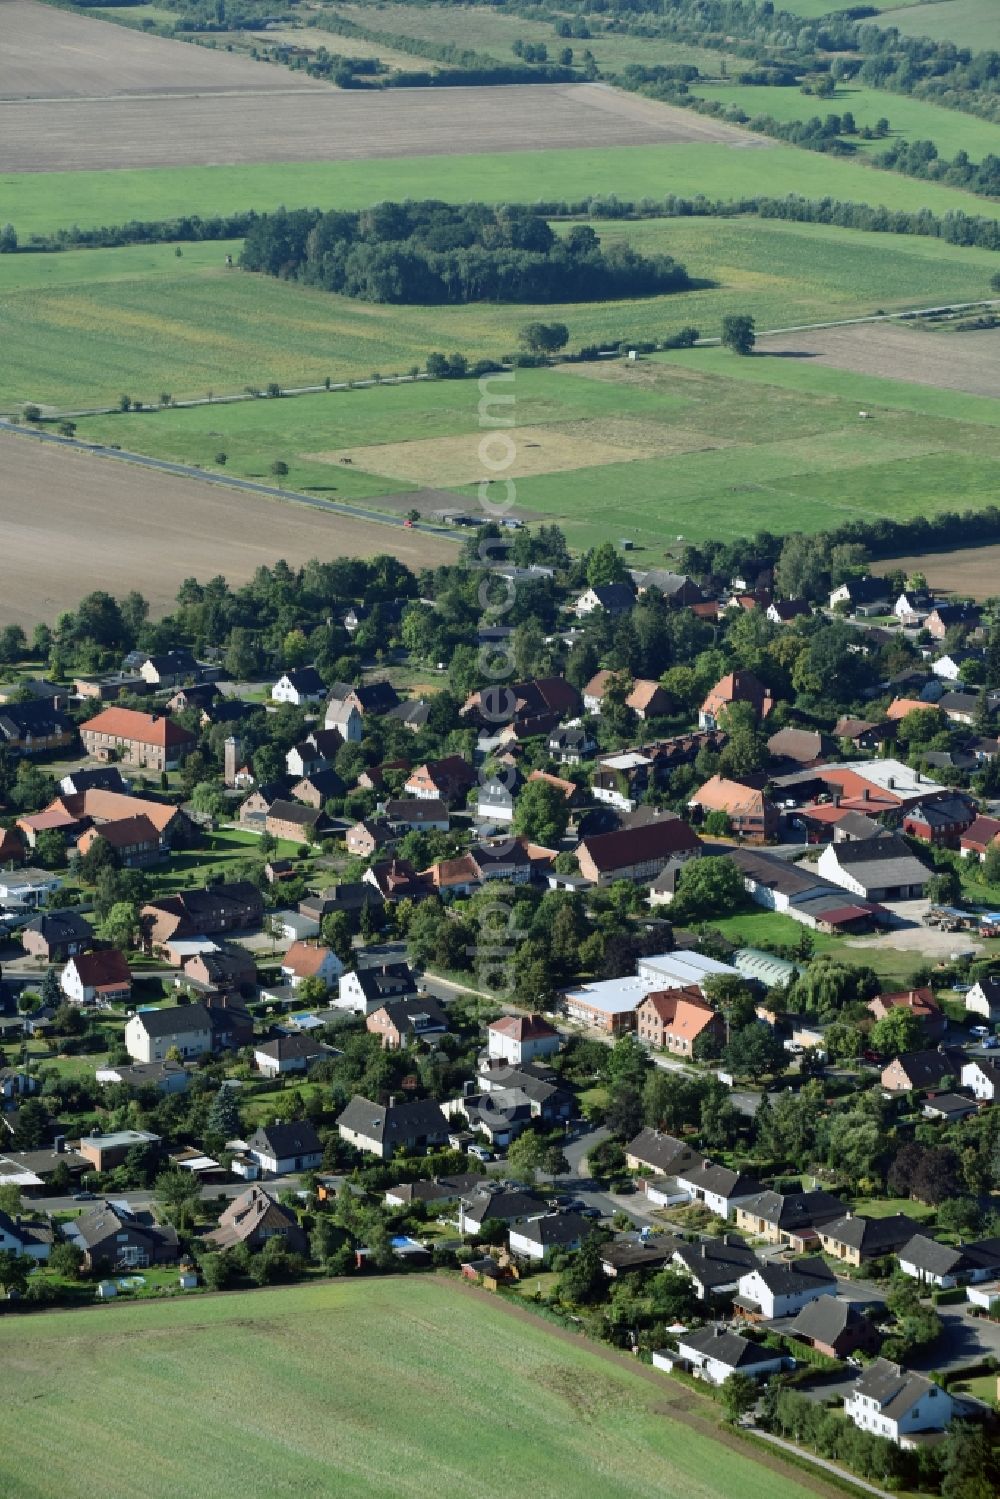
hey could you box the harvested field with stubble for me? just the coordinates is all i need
[0,0,322,99]
[1,66,765,172]
[755,323,1000,400]
[305,419,707,487]
[0,432,453,628]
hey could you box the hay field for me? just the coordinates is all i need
[1,77,762,172]
[753,324,1000,401]
[307,422,682,486]
[0,0,322,98]
[0,1277,832,1499]
[0,432,452,628]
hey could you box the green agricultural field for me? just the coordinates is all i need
[67,339,1000,553]
[5,215,998,410]
[883,0,1000,47]
[3,133,996,242]
[325,2,739,77]
[692,80,1000,160]
[779,0,913,15]
[0,1277,825,1499]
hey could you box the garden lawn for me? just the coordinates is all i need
[852,1197,937,1223]
[697,909,929,987]
[7,215,999,410]
[0,1277,828,1499]
[142,828,305,898]
[3,136,996,240]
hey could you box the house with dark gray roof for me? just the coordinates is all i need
[818,834,931,902]
[456,1186,548,1235]
[336,1095,448,1160]
[845,1359,953,1445]
[735,1189,847,1249]
[508,1211,591,1261]
[899,1233,1000,1289]
[736,1256,836,1319]
[789,1297,882,1360]
[673,1162,763,1220]
[67,1201,179,1272]
[818,1212,924,1267]
[601,1237,679,1277]
[882,1046,966,1094]
[245,1121,322,1175]
[673,1326,787,1386]
[22,909,91,962]
[625,1128,703,1178]
[671,1235,758,1299]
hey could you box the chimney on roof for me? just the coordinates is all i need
[887,776,895,790]
[863,788,870,801]
[832,793,841,808]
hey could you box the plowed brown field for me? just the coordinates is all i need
[0,432,453,627]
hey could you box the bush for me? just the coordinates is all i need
[270,460,289,476]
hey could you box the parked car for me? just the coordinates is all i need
[971,1025,989,1038]
[73,1190,96,1201]
[467,1144,493,1163]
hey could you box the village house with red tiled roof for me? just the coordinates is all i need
[698,670,774,730]
[80,707,195,771]
[635,987,724,1056]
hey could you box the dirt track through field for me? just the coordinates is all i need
[0,0,327,99]
[756,322,1000,400]
[0,431,453,628]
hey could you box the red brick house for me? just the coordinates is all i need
[635,987,723,1056]
[698,670,774,730]
[76,813,163,868]
[79,707,195,771]
[690,775,779,843]
[901,795,977,849]
[867,987,945,1041]
[576,816,701,885]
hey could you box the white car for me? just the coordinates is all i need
[467,1144,493,1163]
[970,1025,990,1038]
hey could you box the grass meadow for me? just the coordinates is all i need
[779,0,917,14]
[326,2,742,77]
[693,81,1000,160]
[4,133,997,241]
[0,1277,824,1499]
[66,342,1000,552]
[4,216,998,410]
[883,0,1000,47]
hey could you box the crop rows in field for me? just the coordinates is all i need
[0,1277,828,1499]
